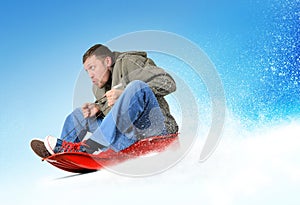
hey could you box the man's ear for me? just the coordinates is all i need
[104,56,112,69]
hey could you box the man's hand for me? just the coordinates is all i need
[81,103,100,118]
[105,88,123,107]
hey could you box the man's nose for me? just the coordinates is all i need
[88,71,94,78]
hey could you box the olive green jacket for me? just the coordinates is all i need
[93,51,178,134]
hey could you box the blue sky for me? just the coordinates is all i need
[2,0,298,122]
[0,0,299,204]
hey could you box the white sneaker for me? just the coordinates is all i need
[44,136,58,155]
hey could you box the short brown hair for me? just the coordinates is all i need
[82,44,113,64]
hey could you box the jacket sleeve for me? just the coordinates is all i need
[116,54,176,97]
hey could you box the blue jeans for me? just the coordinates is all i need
[60,80,167,152]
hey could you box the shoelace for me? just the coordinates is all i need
[59,141,89,153]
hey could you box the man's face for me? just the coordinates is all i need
[83,55,110,88]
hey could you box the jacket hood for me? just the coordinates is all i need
[113,51,147,61]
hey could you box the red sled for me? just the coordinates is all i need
[42,134,179,173]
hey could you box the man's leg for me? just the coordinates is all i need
[90,80,166,151]
[60,108,100,142]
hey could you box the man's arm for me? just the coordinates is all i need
[116,55,176,97]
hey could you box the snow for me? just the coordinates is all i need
[4,118,299,205]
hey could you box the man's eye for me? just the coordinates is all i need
[91,66,95,71]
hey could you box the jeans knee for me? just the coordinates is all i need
[128,80,147,87]
[126,80,149,93]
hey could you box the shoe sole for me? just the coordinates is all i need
[30,139,51,158]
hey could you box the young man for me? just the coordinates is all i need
[31,44,178,157]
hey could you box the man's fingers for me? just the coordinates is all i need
[88,103,94,109]
[106,89,119,99]
[105,91,111,99]
[82,102,90,110]
[83,109,90,116]
[81,103,92,118]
